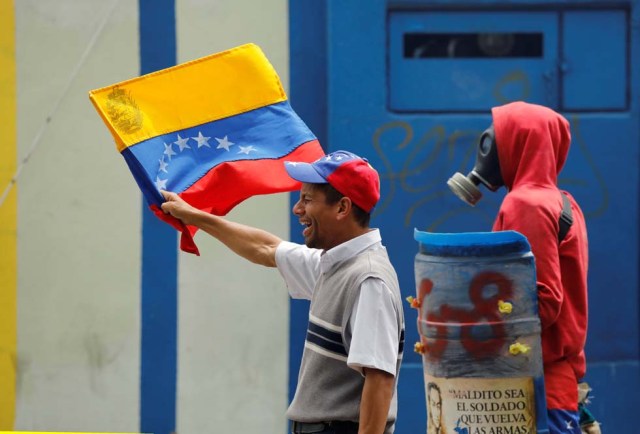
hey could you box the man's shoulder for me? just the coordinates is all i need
[278,240,321,257]
[347,248,392,269]
[345,250,400,290]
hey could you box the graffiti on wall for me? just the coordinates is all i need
[370,114,608,231]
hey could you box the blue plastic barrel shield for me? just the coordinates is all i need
[413,230,549,434]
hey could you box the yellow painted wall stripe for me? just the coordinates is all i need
[89,43,287,152]
[0,0,17,430]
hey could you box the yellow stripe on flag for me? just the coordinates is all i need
[0,0,17,430]
[89,43,287,152]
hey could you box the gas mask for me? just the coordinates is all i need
[447,124,504,206]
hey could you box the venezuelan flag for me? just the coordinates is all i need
[89,43,323,255]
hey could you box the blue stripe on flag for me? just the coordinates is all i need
[139,1,177,434]
[126,101,316,196]
[121,147,166,208]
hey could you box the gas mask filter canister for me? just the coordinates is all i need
[447,124,504,206]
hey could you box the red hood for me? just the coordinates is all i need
[491,101,571,190]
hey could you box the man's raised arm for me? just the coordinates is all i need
[161,191,281,267]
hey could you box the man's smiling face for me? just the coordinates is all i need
[292,183,340,250]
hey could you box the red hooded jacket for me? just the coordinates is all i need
[491,102,589,411]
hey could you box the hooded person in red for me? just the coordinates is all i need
[448,101,589,434]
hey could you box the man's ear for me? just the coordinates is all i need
[336,197,353,220]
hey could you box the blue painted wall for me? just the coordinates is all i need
[289,1,640,432]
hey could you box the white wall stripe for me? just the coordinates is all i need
[15,1,141,430]
[175,1,290,433]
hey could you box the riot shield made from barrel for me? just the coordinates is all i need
[413,230,549,434]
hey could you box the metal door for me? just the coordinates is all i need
[290,1,640,432]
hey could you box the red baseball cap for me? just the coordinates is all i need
[284,150,380,213]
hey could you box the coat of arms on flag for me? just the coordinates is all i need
[89,43,324,255]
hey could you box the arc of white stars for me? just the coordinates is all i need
[163,142,176,160]
[238,145,256,155]
[174,134,190,151]
[565,420,573,430]
[155,176,168,190]
[216,135,235,151]
[158,157,169,173]
[193,131,211,148]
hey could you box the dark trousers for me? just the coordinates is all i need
[290,421,359,434]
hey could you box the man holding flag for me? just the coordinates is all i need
[91,43,404,433]
[161,150,405,434]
